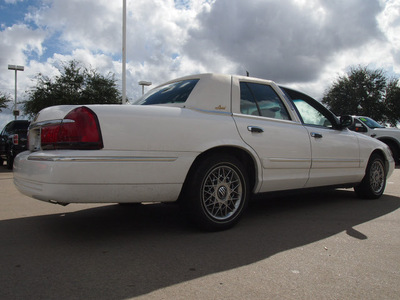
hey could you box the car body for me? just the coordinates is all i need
[14,74,394,230]
[349,116,400,163]
[0,120,30,169]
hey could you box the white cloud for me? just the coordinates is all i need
[4,0,23,3]
[0,0,399,128]
[0,24,46,103]
[184,0,387,83]
[0,24,46,66]
[377,0,400,72]
[25,0,121,54]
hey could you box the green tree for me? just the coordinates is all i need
[384,78,400,126]
[322,66,391,122]
[24,60,122,117]
[0,92,11,112]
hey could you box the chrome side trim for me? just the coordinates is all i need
[29,119,74,130]
[312,158,361,163]
[268,158,361,164]
[189,107,233,115]
[27,156,178,162]
[269,158,311,163]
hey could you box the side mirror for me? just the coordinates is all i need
[340,115,353,128]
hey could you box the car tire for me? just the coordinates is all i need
[183,154,249,231]
[354,154,386,199]
[6,153,14,170]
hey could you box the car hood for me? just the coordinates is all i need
[372,127,400,136]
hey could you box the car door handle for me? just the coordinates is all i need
[371,134,377,138]
[311,132,323,138]
[247,126,264,133]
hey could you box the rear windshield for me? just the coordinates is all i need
[4,121,30,132]
[12,121,30,130]
[134,79,199,105]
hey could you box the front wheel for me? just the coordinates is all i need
[183,154,250,231]
[355,154,386,199]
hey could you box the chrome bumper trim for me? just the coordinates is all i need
[27,156,178,162]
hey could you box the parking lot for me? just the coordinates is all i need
[1,165,399,299]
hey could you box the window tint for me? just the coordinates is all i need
[134,79,199,105]
[1,121,26,135]
[281,86,338,129]
[11,121,30,130]
[240,83,259,115]
[358,117,384,129]
[292,99,333,128]
[240,82,290,120]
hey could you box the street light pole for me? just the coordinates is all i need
[122,0,127,104]
[8,65,24,120]
[139,81,152,95]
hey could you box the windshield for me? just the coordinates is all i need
[133,79,199,105]
[358,117,385,129]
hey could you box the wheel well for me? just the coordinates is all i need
[181,146,257,197]
[377,138,400,163]
[370,149,390,176]
[378,138,399,152]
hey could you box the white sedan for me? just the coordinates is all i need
[14,73,394,230]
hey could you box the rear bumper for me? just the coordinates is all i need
[14,176,182,205]
[13,150,196,204]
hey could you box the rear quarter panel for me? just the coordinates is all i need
[90,105,248,153]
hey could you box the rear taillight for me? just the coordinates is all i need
[41,106,103,150]
[13,134,19,145]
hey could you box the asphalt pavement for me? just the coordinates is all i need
[1,164,399,299]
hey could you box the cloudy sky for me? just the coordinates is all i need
[0,0,399,128]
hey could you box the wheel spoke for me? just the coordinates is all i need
[201,164,243,221]
[370,160,384,193]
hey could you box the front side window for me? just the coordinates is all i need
[293,99,333,128]
[281,86,338,129]
[240,82,290,120]
[134,79,199,105]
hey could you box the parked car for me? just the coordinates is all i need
[349,116,400,164]
[0,120,30,169]
[13,74,394,230]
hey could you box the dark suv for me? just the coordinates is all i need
[0,120,30,169]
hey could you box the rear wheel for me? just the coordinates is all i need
[6,153,14,170]
[355,154,386,199]
[183,154,249,231]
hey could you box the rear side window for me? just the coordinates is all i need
[240,82,290,120]
[134,79,199,105]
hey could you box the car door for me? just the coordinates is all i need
[233,81,312,193]
[285,89,362,187]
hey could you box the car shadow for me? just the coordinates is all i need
[0,190,399,299]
